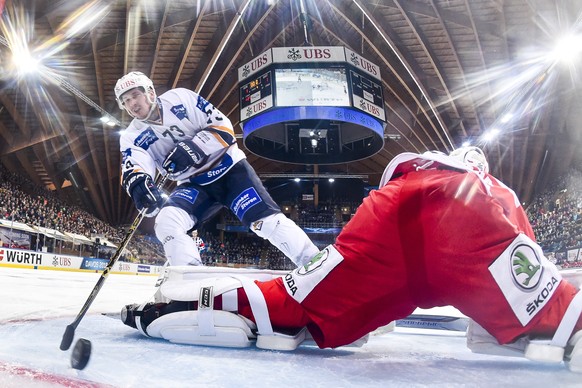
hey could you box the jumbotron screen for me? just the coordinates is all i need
[274,68,350,107]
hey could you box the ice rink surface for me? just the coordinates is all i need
[1,267,581,387]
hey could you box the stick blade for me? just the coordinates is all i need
[60,324,76,351]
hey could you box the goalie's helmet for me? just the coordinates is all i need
[449,146,489,174]
[114,71,156,110]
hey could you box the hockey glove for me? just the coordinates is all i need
[162,140,209,178]
[123,171,164,217]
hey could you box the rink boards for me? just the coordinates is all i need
[0,246,161,276]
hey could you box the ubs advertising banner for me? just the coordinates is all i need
[0,247,159,275]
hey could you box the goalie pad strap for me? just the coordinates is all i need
[197,278,216,336]
[551,288,582,348]
[222,289,238,312]
[233,275,273,336]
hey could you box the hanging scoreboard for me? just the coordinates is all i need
[238,46,385,122]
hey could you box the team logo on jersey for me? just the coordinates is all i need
[170,104,188,120]
[196,95,213,115]
[121,148,132,162]
[510,244,542,290]
[134,128,159,150]
[297,248,329,276]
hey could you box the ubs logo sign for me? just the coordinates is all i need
[52,256,71,267]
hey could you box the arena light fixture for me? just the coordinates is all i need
[11,47,40,76]
[551,33,582,64]
[482,128,500,142]
[500,113,513,123]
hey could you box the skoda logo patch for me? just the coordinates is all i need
[510,244,543,290]
[297,248,329,276]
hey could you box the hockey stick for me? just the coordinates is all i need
[59,172,170,351]
[396,314,469,332]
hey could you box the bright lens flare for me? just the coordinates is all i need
[551,34,582,64]
[11,48,39,74]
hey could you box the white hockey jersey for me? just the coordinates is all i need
[119,88,245,185]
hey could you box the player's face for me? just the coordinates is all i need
[120,88,153,119]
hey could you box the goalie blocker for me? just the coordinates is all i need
[121,266,367,351]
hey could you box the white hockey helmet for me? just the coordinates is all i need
[449,146,489,174]
[114,71,156,110]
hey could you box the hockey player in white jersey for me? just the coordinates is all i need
[116,71,318,267]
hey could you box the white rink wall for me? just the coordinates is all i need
[0,246,162,276]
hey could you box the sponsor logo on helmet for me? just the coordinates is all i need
[116,79,138,92]
[511,244,542,290]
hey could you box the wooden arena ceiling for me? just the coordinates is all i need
[1,0,581,225]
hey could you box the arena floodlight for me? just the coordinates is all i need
[482,128,500,142]
[551,33,582,64]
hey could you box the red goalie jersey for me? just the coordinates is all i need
[244,151,580,348]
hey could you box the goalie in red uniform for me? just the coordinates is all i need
[122,147,582,372]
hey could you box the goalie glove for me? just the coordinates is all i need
[162,140,209,179]
[123,171,164,217]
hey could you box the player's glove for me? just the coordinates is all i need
[162,140,209,178]
[122,171,164,217]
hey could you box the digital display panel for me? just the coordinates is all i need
[240,71,273,109]
[275,68,350,107]
[349,70,383,107]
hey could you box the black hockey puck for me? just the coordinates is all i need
[71,338,91,370]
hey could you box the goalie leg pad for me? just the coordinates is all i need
[147,274,309,350]
[566,331,582,372]
[146,310,257,348]
[468,288,582,370]
[160,265,287,285]
[466,319,528,358]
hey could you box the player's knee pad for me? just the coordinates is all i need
[155,207,201,266]
[154,206,195,241]
[250,212,285,239]
[250,213,319,266]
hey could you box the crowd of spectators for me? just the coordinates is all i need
[525,166,582,268]
[5,158,582,271]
